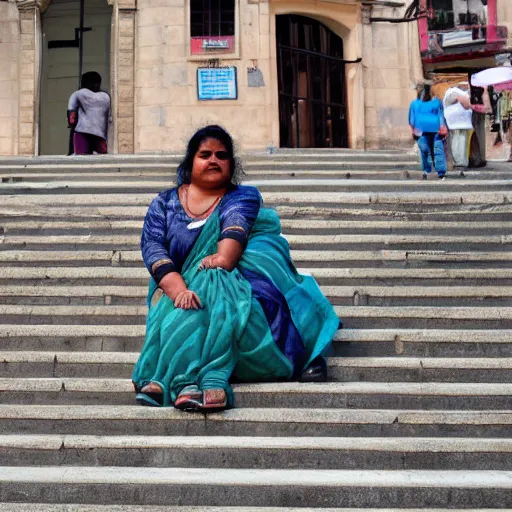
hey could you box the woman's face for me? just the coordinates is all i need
[190,138,232,189]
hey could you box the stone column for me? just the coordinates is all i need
[113,0,136,153]
[16,0,50,155]
[0,1,20,155]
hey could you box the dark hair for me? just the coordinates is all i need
[81,71,102,92]
[421,84,432,102]
[176,125,244,186]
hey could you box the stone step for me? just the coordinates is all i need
[1,352,510,383]
[4,168,489,181]
[2,326,511,357]
[0,156,186,166]
[4,507,466,512]
[337,328,512,357]
[3,167,505,180]
[0,287,509,309]
[4,250,512,271]
[0,162,420,177]
[3,204,512,223]
[1,267,511,287]
[3,233,512,253]
[0,404,509,437]
[0,508,504,512]
[0,170,444,181]
[1,507,467,512]
[0,507,503,512]
[1,466,511,508]
[5,218,512,236]
[5,169,421,179]
[0,150,417,164]
[1,206,509,225]
[0,165,484,177]
[0,164,420,177]
[0,378,511,410]
[4,233,510,245]
[0,304,509,329]
[0,191,509,207]
[1,166,426,182]
[339,307,512,328]
[3,178,509,194]
[0,157,419,168]
[2,434,512,470]
[11,169,481,183]
[330,356,512,382]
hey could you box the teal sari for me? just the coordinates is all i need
[132,208,339,407]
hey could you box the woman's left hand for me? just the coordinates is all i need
[199,253,232,271]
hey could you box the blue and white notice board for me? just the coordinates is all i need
[197,67,237,101]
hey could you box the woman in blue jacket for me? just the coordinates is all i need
[409,83,448,179]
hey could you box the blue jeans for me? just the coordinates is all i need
[417,133,447,176]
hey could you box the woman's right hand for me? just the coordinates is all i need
[158,272,198,307]
[173,289,202,310]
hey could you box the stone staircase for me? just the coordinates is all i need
[0,150,511,510]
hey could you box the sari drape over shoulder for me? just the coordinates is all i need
[132,187,339,408]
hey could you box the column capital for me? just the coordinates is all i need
[361,4,372,25]
[16,0,52,12]
[117,0,136,10]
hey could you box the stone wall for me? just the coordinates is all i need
[362,6,423,149]
[134,0,420,152]
[0,2,20,155]
[135,0,274,152]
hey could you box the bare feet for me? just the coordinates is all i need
[174,385,203,411]
[201,388,228,410]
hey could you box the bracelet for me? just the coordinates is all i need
[151,258,173,273]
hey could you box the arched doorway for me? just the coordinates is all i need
[276,14,348,148]
[40,0,112,155]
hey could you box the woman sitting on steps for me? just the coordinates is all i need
[132,125,340,411]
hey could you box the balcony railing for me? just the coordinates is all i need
[421,23,508,60]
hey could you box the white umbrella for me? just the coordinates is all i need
[471,66,512,91]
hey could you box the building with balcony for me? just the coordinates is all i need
[419,0,510,72]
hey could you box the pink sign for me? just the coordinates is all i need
[191,36,235,55]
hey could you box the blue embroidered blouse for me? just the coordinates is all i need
[141,185,263,283]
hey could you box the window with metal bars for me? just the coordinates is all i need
[190,0,235,37]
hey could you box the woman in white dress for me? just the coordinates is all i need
[443,83,492,168]
[443,85,474,168]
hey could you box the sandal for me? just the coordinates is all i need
[199,388,228,411]
[174,385,203,412]
[136,382,163,407]
[136,391,163,407]
[298,356,328,383]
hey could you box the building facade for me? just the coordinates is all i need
[0,0,508,155]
